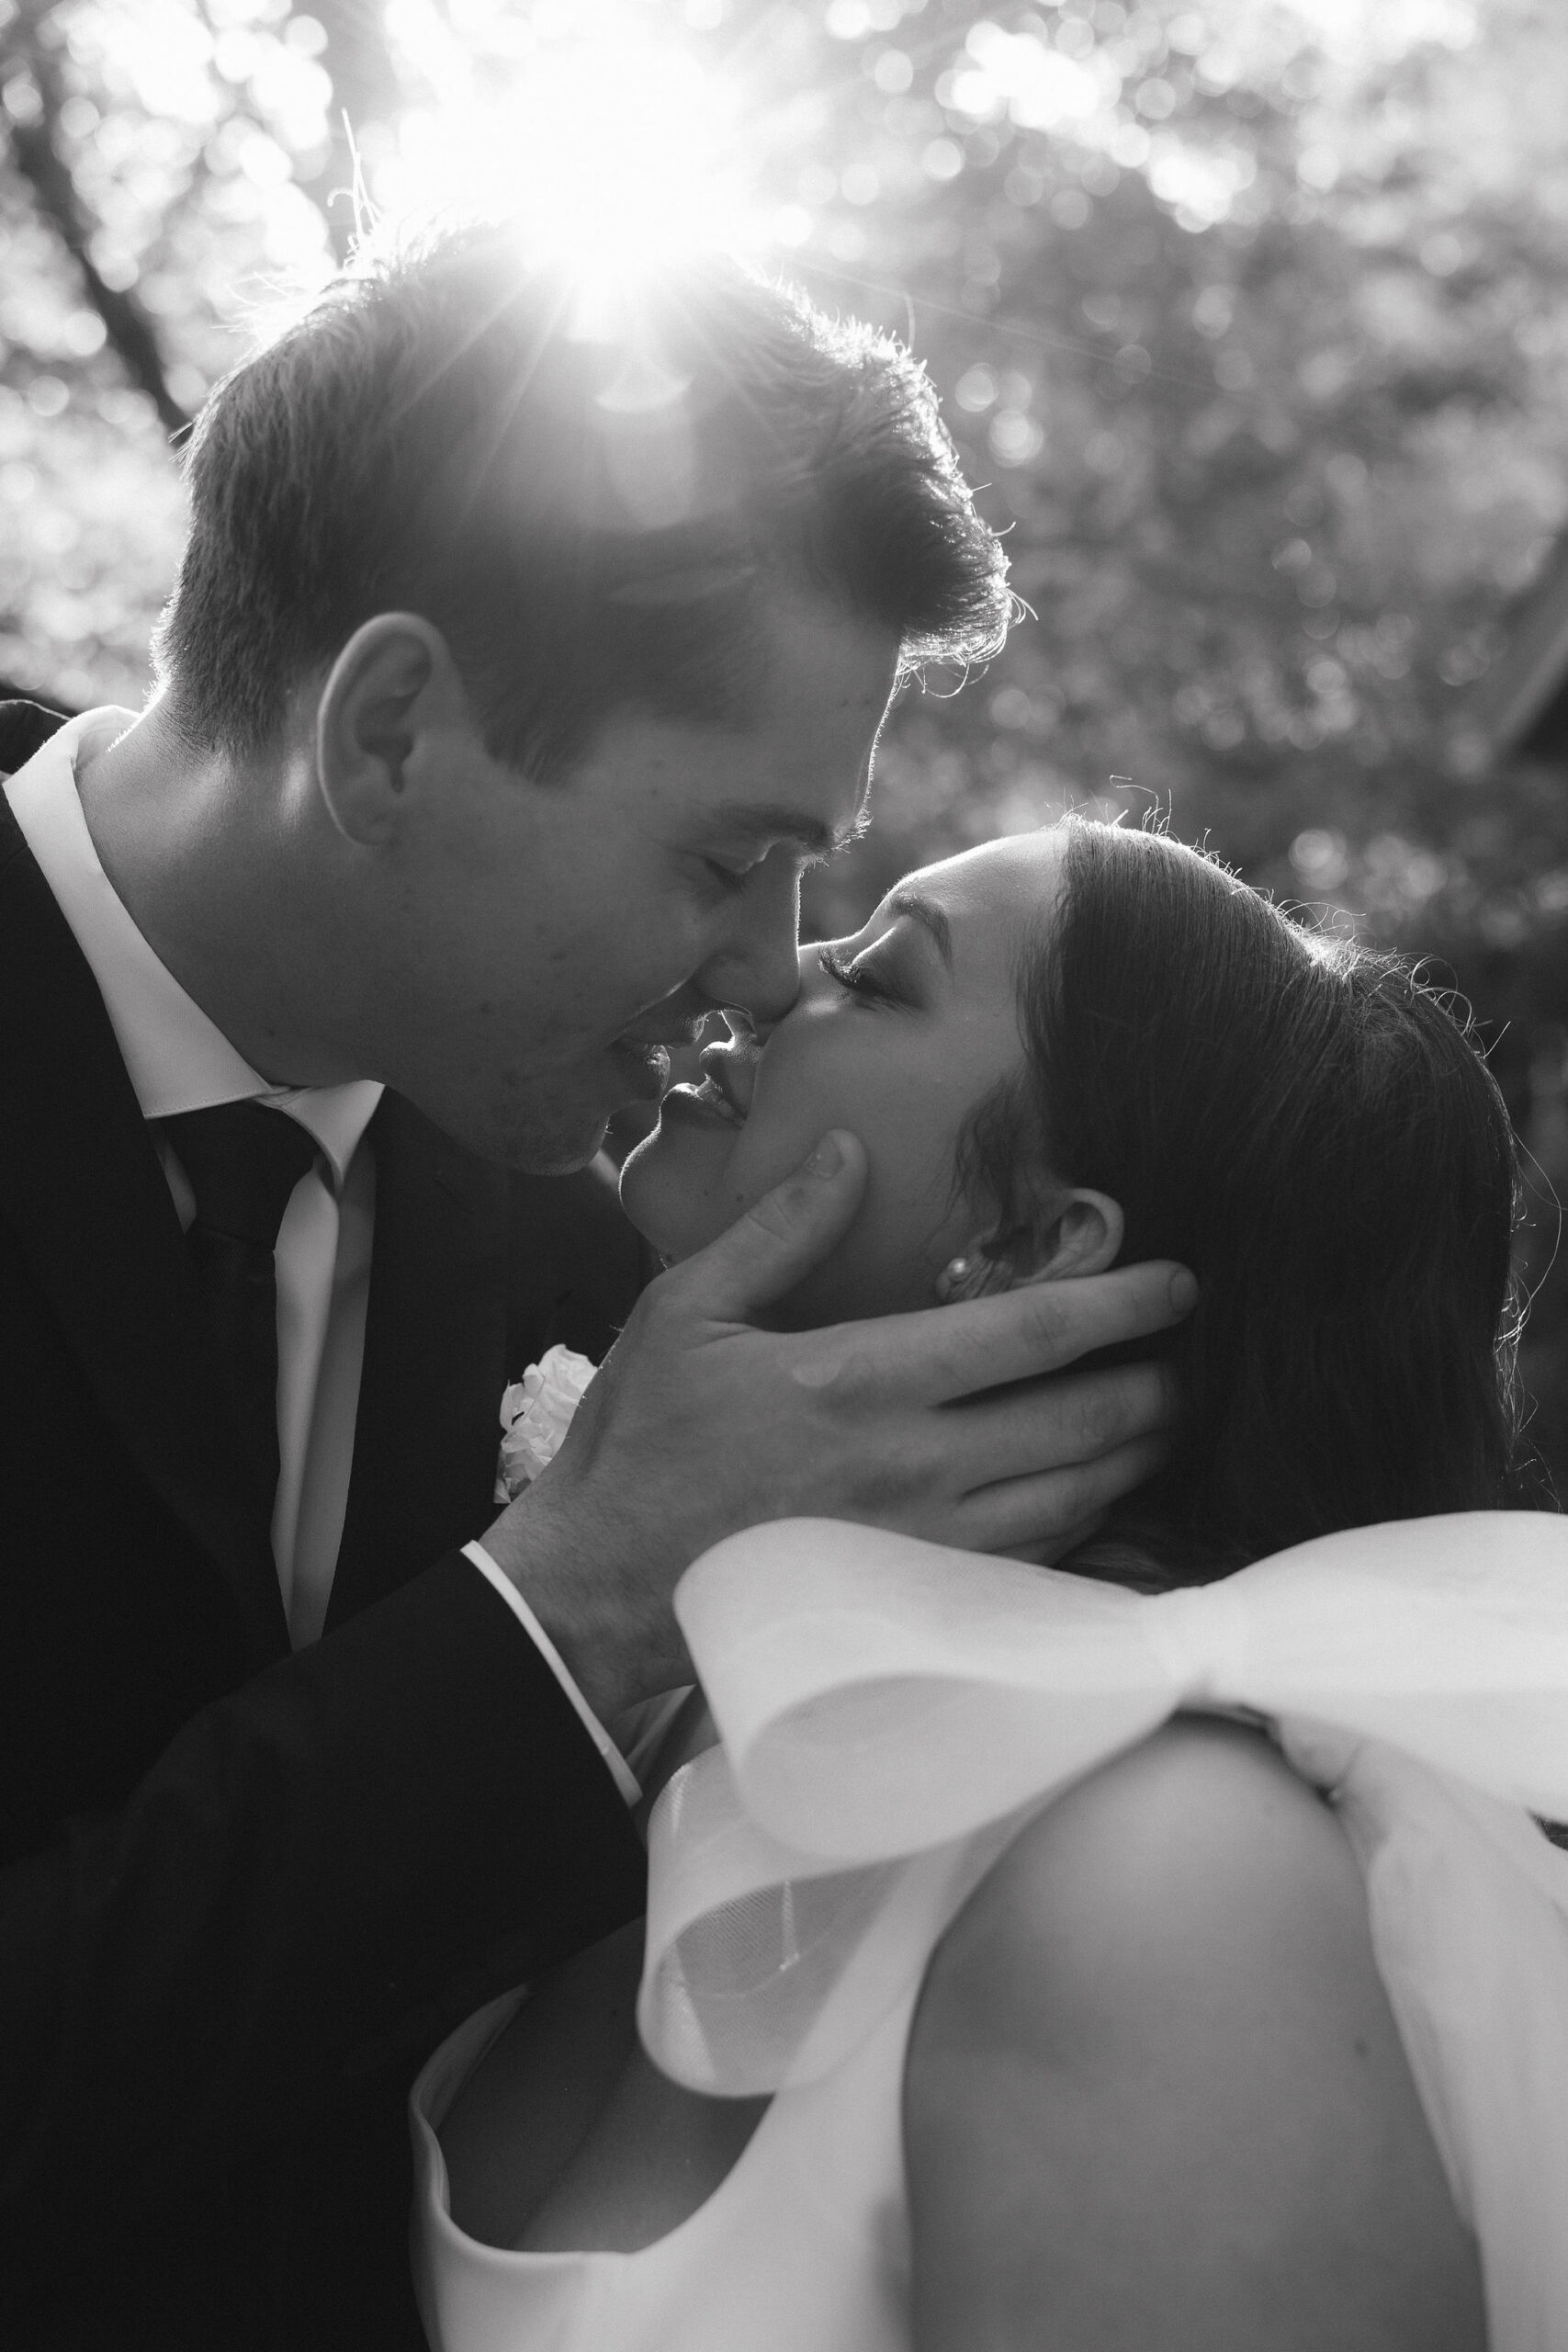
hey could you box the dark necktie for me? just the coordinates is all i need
[163,1100,321,1519]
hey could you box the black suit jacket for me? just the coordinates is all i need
[0,706,649,2348]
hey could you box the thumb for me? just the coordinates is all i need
[681,1130,868,1322]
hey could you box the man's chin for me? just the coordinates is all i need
[495,1050,671,1174]
[454,1099,612,1175]
[506,1119,613,1176]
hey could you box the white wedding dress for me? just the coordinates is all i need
[412,1511,1568,2352]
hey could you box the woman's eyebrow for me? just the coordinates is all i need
[886,888,953,971]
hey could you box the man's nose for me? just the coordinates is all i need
[695,869,805,1029]
[729,942,828,1047]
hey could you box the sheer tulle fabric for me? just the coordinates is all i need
[415,1511,1568,2352]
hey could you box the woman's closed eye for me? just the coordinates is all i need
[818,941,898,1004]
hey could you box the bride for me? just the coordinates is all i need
[412,816,1568,2351]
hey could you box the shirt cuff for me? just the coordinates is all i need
[461,1540,641,1807]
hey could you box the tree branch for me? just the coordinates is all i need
[3,39,192,440]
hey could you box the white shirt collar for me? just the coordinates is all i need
[4,707,383,1188]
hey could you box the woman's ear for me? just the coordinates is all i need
[935,1190,1123,1303]
[1030,1189,1124,1282]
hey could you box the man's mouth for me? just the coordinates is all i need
[608,1040,671,1102]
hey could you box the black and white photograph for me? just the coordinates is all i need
[3,0,1568,2345]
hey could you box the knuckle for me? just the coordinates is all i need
[1020,1285,1070,1357]
[1073,1388,1122,1456]
[789,1339,878,1402]
[1052,1374,1122,1460]
[930,1332,981,1396]
[741,1184,807,1249]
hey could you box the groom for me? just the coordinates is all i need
[0,227,1186,2349]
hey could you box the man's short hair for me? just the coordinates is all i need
[155,223,1012,777]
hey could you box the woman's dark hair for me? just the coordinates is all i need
[961,818,1548,1585]
[156,221,1010,775]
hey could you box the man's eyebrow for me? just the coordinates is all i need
[703,801,872,858]
[886,887,953,971]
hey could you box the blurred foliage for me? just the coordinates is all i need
[4,0,1568,1470]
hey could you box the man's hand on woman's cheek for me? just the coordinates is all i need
[479,1130,1195,1722]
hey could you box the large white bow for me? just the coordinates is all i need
[639,1510,1568,2095]
[636,1511,1568,2352]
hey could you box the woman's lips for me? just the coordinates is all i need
[700,1038,757,1119]
[659,1038,756,1131]
[660,1079,745,1129]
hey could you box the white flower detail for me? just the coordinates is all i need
[494,1343,598,1503]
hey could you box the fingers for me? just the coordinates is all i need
[942,1361,1180,1493]
[883,1261,1198,1405]
[955,1433,1173,1560]
[674,1130,868,1321]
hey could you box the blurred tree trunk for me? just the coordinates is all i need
[2,2,190,436]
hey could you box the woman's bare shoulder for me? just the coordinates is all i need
[926,1713,1359,2018]
[903,1714,1484,2352]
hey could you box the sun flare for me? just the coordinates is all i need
[374,6,765,289]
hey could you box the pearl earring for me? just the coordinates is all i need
[935,1251,1000,1305]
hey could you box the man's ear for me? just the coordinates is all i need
[1029,1189,1124,1283]
[314,614,466,846]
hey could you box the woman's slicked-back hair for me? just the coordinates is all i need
[154,221,1011,776]
[962,817,1542,1582]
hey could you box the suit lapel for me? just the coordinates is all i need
[0,798,288,1664]
[325,1093,511,1629]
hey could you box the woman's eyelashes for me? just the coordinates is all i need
[818,940,897,1003]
